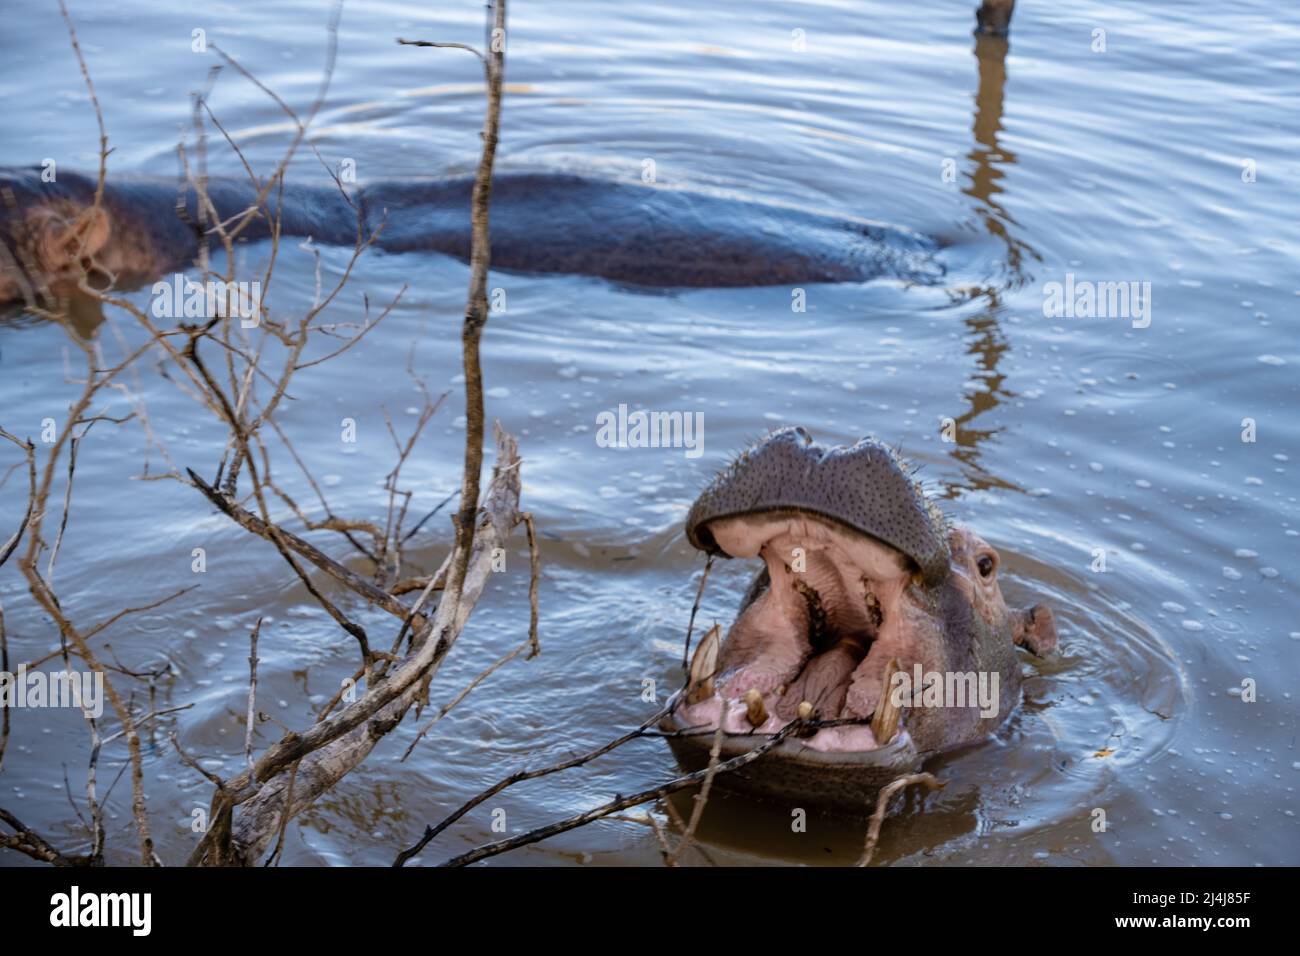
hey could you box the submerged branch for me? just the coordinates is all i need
[436,719,807,867]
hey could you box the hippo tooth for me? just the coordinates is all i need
[743,688,768,728]
[686,624,721,705]
[870,657,903,746]
[796,700,813,721]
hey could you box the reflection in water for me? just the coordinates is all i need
[665,784,981,865]
[942,35,1042,497]
[945,304,1018,496]
[964,35,1038,286]
[0,283,107,340]
[53,285,107,341]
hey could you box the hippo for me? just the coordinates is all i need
[0,166,943,304]
[663,427,1057,814]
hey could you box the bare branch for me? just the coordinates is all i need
[856,772,946,867]
[0,807,95,867]
[437,719,807,867]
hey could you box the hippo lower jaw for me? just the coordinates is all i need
[661,703,923,811]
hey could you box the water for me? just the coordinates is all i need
[1,0,1296,866]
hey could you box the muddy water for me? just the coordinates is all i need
[1,0,1297,866]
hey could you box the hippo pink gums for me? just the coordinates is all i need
[0,167,944,303]
[665,427,1058,813]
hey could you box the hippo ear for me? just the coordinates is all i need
[1012,604,1058,657]
[37,206,110,273]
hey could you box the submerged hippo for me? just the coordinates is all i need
[664,427,1057,814]
[0,166,943,303]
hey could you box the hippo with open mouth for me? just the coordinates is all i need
[664,427,1058,814]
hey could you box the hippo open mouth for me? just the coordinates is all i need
[663,427,1057,812]
[679,511,924,753]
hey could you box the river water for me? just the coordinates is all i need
[1,0,1296,865]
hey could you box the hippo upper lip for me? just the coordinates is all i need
[685,426,950,586]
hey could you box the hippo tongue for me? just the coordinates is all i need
[684,427,950,585]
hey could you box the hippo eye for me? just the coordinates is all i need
[977,554,995,578]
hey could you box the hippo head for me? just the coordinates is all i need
[0,167,115,303]
[664,427,1057,812]
[0,166,209,306]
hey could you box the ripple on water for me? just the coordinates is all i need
[1070,350,1192,401]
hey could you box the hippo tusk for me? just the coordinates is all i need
[870,658,903,746]
[686,623,721,705]
[743,688,768,728]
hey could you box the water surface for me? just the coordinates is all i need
[1,0,1297,865]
